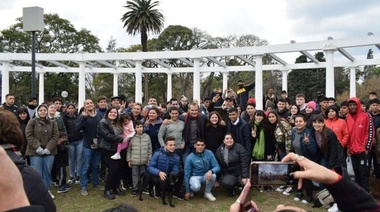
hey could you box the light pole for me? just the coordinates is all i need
[23,7,44,98]
[61,91,68,104]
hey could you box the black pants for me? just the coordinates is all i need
[103,149,124,191]
[351,152,370,191]
[220,174,242,192]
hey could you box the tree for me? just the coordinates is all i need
[121,0,165,102]
[0,14,102,105]
[288,53,326,102]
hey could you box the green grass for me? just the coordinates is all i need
[53,184,327,212]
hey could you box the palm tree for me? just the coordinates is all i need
[121,0,164,101]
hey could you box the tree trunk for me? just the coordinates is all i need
[141,28,149,104]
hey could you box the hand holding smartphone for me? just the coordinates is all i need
[230,181,258,212]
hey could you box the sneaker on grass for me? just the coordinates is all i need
[282,187,293,195]
[204,192,216,201]
[294,192,303,201]
[81,188,88,196]
[276,185,287,192]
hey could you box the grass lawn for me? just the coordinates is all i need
[53,184,327,212]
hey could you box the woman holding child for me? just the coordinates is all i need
[97,107,125,200]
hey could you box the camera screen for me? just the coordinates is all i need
[258,164,288,185]
[250,162,297,186]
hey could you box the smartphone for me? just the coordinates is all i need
[250,161,299,186]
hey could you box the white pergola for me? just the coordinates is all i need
[1,34,380,109]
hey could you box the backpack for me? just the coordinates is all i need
[313,188,334,209]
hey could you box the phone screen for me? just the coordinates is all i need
[250,162,298,186]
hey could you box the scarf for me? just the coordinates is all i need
[252,121,265,160]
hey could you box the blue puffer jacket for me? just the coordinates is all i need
[147,147,180,176]
[184,149,221,192]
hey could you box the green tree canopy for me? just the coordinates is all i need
[0,13,102,105]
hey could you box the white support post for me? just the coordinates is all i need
[38,72,44,103]
[222,71,229,94]
[349,67,357,97]
[193,58,201,104]
[166,72,172,101]
[255,55,264,110]
[281,70,288,93]
[113,73,119,96]
[135,61,143,103]
[78,61,86,109]
[1,61,10,102]
[324,49,336,97]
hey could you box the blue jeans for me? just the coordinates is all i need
[69,139,83,178]
[30,155,55,190]
[80,147,102,189]
[189,173,216,193]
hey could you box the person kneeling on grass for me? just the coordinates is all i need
[127,121,152,196]
[184,139,221,201]
[230,152,380,212]
[146,136,180,198]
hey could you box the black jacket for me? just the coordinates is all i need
[63,113,83,142]
[97,118,123,152]
[311,128,345,169]
[226,118,252,156]
[215,142,250,178]
[3,145,56,212]
[204,125,227,153]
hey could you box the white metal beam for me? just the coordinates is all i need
[98,60,117,69]
[151,59,171,69]
[206,57,227,67]
[337,48,355,62]
[179,58,194,66]
[268,53,287,65]
[47,60,70,69]
[236,55,256,67]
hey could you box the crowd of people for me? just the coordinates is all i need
[1,79,380,211]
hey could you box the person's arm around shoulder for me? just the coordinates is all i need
[157,123,166,147]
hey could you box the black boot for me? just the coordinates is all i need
[113,188,125,196]
[104,190,115,200]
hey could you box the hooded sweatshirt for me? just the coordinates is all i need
[346,97,374,154]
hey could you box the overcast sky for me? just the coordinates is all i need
[1,0,380,57]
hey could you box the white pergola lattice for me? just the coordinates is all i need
[1,35,380,109]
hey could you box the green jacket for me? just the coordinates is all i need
[127,133,152,165]
[25,118,59,156]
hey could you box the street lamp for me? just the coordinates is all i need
[23,7,44,98]
[61,91,68,104]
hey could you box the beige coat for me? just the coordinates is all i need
[25,118,59,156]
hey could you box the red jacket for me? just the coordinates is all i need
[325,117,350,148]
[346,97,374,154]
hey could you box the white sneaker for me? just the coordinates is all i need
[328,203,339,212]
[204,192,216,201]
[282,187,293,195]
[111,153,121,160]
[276,185,287,192]
[48,190,55,200]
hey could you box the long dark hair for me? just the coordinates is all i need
[17,107,31,124]
[311,114,329,156]
[105,107,121,128]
